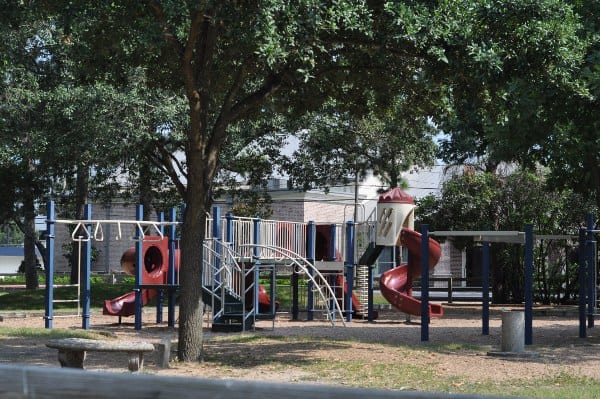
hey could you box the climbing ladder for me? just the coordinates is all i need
[353,214,378,315]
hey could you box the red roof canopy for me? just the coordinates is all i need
[378,188,414,204]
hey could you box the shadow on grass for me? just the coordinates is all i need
[201,335,351,369]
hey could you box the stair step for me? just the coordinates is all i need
[212,313,254,332]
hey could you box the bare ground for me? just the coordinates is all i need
[2,305,600,387]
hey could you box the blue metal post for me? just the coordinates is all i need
[156,211,165,324]
[168,207,177,327]
[524,224,533,345]
[44,201,56,329]
[367,262,375,322]
[82,204,92,330]
[329,224,336,261]
[134,204,143,330]
[253,217,261,316]
[307,221,315,321]
[328,224,336,321]
[213,207,222,285]
[291,269,299,320]
[420,224,430,341]
[226,213,234,246]
[252,217,260,258]
[587,214,596,328]
[579,227,587,338]
[481,241,490,335]
[344,221,355,322]
[269,264,276,316]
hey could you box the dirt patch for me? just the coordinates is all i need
[2,306,600,386]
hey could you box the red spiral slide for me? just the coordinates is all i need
[379,227,443,317]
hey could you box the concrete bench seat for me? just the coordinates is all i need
[46,338,155,372]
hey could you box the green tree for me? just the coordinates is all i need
[0,9,59,288]
[284,99,437,192]
[44,82,156,282]
[437,1,598,208]
[0,4,185,287]
[417,167,594,303]
[538,1,600,207]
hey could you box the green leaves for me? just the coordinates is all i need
[283,96,437,192]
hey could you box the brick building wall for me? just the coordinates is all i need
[303,201,349,224]
[267,191,356,224]
[269,201,305,222]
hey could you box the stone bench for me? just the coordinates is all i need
[46,338,155,372]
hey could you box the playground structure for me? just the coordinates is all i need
[43,188,447,333]
[42,188,600,345]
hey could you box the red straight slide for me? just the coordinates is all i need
[379,227,443,317]
[104,285,276,317]
[103,289,157,317]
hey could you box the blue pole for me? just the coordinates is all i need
[524,224,534,345]
[420,224,430,342]
[329,224,336,261]
[307,221,315,321]
[292,269,299,320]
[168,207,177,327]
[579,227,587,338]
[156,211,165,324]
[252,217,260,258]
[345,221,355,322]
[587,214,596,328]
[328,224,336,321]
[44,201,55,329]
[482,241,490,335]
[134,204,143,330]
[367,262,374,322]
[226,213,234,246]
[81,204,92,330]
[253,217,261,316]
[213,207,222,285]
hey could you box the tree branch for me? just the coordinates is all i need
[194,8,218,88]
[148,142,188,197]
[321,35,428,60]
[210,71,284,148]
[216,57,251,123]
[183,9,206,90]
[147,1,185,58]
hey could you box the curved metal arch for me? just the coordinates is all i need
[238,243,346,326]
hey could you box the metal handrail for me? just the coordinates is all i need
[238,244,346,325]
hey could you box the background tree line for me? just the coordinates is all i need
[417,165,597,304]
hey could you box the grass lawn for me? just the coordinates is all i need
[0,282,135,311]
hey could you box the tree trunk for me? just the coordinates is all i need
[177,151,213,362]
